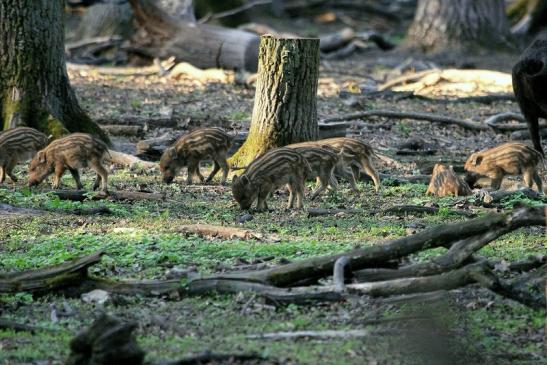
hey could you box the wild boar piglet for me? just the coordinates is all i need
[232,147,310,211]
[464,142,543,192]
[28,133,110,193]
[160,127,232,184]
[288,137,381,192]
[0,127,48,183]
[287,145,354,200]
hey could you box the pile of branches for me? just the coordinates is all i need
[1,206,545,309]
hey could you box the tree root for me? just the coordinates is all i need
[321,110,488,131]
[53,190,165,202]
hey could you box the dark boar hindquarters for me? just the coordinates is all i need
[512,40,547,156]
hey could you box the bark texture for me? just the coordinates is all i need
[405,0,514,53]
[229,35,320,167]
[0,0,108,141]
[128,0,259,71]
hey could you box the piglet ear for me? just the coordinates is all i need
[474,156,483,166]
[241,175,250,186]
[168,148,178,160]
[232,175,239,184]
[37,151,46,163]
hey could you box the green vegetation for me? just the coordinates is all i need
[0,166,545,364]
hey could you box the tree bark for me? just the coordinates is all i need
[128,0,259,71]
[229,35,320,167]
[404,0,514,53]
[0,0,108,141]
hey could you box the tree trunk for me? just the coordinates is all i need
[128,0,259,71]
[0,0,108,141]
[404,0,514,53]
[229,35,320,167]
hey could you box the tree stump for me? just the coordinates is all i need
[66,314,145,365]
[229,35,320,167]
[0,0,108,141]
[426,164,472,197]
[404,0,514,53]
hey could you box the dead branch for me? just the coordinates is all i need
[157,352,266,365]
[487,255,547,273]
[476,188,543,206]
[53,190,165,202]
[199,206,545,287]
[95,115,177,129]
[0,319,43,333]
[382,205,475,217]
[347,262,488,297]
[472,264,546,309]
[198,0,272,24]
[484,112,527,131]
[353,227,518,283]
[511,127,547,141]
[246,329,371,340]
[185,279,343,305]
[378,69,440,91]
[0,250,104,293]
[307,208,361,217]
[320,110,488,131]
[320,27,355,52]
[333,256,350,292]
[177,224,273,241]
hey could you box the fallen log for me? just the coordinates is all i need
[307,208,361,217]
[476,188,543,206]
[128,0,260,71]
[197,206,545,287]
[108,150,158,170]
[53,190,165,202]
[0,250,104,293]
[321,110,488,131]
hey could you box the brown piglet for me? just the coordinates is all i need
[426,164,472,197]
[0,127,48,183]
[288,137,381,192]
[464,142,543,192]
[160,127,232,185]
[232,147,310,211]
[28,133,111,193]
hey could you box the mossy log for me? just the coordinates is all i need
[229,35,320,167]
[0,0,108,141]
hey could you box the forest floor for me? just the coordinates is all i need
[1,10,547,365]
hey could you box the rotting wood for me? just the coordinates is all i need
[321,110,488,131]
[108,150,158,170]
